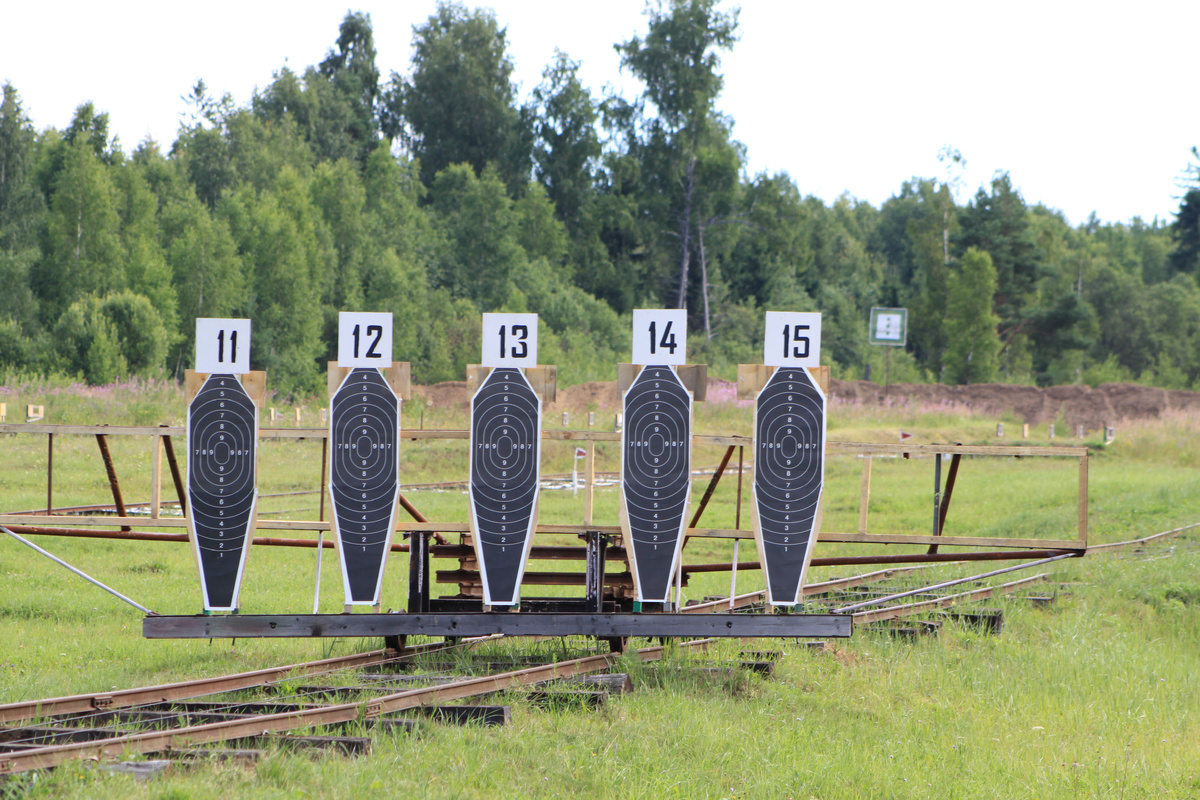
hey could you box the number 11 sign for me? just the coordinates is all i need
[195,318,252,374]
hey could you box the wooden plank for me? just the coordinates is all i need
[151,435,162,519]
[827,442,1089,457]
[143,612,853,640]
[1078,451,1089,546]
[736,364,772,399]
[738,365,828,399]
[816,531,1085,550]
[464,365,491,394]
[584,443,595,526]
[525,365,557,403]
[185,371,266,406]
[858,456,872,535]
[616,363,642,393]
[0,424,1087,459]
[675,364,707,400]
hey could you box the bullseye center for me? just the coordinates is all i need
[496,436,514,459]
[356,436,373,459]
[779,435,798,459]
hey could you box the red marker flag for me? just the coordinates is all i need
[899,431,913,441]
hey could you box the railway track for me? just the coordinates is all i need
[3,522,1195,777]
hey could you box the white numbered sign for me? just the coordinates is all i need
[338,311,394,367]
[764,311,821,368]
[481,313,538,368]
[195,318,251,374]
[632,309,687,365]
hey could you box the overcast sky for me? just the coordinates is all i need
[4,1,1196,226]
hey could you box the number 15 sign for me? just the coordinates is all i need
[764,311,821,368]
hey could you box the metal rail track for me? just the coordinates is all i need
[0,639,710,774]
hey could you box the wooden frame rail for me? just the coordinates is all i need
[0,424,1089,552]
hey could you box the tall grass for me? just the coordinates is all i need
[3,377,1200,797]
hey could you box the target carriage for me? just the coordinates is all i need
[132,310,854,643]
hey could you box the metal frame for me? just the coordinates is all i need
[0,423,1090,623]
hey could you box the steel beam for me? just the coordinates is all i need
[143,612,852,640]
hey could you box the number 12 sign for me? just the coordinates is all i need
[632,309,687,365]
[481,313,538,368]
[195,318,252,373]
[764,311,821,368]
[338,312,393,367]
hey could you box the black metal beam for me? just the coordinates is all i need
[143,612,852,640]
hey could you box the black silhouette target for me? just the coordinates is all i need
[187,373,259,611]
[621,366,692,602]
[753,367,825,606]
[329,368,400,605]
[469,368,542,606]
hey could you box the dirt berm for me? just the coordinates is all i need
[413,378,1200,427]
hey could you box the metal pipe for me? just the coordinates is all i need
[95,433,130,531]
[682,548,1081,574]
[2,526,154,615]
[161,433,187,515]
[3,525,407,552]
[313,531,324,614]
[831,553,1076,613]
[689,445,735,529]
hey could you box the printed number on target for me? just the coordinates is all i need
[763,311,821,368]
[338,311,394,367]
[195,318,252,374]
[632,309,687,365]
[481,313,538,368]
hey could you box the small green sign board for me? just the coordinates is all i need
[869,307,908,346]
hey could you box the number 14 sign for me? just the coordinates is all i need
[764,311,821,368]
[632,309,687,365]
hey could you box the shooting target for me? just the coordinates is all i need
[187,373,259,611]
[752,367,825,606]
[620,365,692,602]
[469,367,542,606]
[329,367,401,605]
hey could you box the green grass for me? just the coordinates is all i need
[2,379,1200,797]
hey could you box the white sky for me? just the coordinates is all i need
[3,0,1196,226]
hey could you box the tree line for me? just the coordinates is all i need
[1,0,1198,397]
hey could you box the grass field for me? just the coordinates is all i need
[2,378,1200,798]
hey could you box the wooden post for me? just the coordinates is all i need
[46,433,53,515]
[584,443,595,526]
[151,434,163,519]
[858,456,873,535]
[318,438,328,522]
[1078,451,1089,547]
[95,434,130,530]
[161,435,187,515]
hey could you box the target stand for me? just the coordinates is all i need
[326,362,410,611]
[616,363,707,607]
[739,364,828,609]
[465,364,556,608]
[183,370,266,612]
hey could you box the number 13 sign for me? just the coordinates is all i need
[481,313,538,367]
[764,311,821,368]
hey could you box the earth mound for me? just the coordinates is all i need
[414,376,1200,427]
